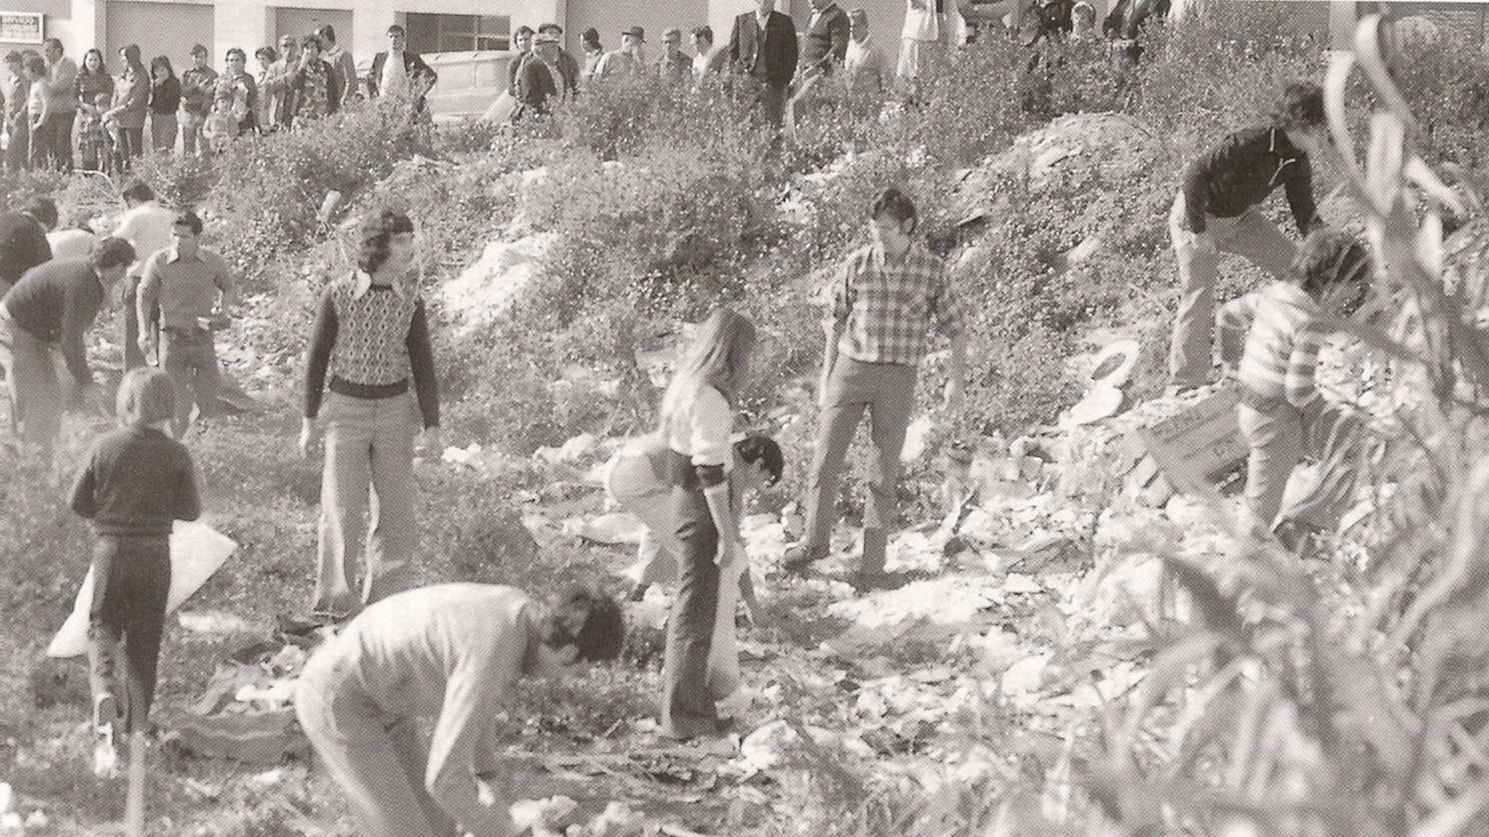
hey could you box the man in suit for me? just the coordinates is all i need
[728,0,799,131]
[515,34,561,118]
[368,25,439,113]
[788,0,851,129]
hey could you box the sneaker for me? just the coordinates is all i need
[780,543,828,576]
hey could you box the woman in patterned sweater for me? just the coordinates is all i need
[300,209,440,620]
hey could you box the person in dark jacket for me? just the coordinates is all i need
[537,23,580,99]
[1166,80,1328,394]
[368,25,439,113]
[0,196,56,294]
[147,56,180,154]
[516,34,561,118]
[788,0,850,128]
[1104,0,1168,61]
[0,237,135,456]
[70,367,201,777]
[728,0,799,130]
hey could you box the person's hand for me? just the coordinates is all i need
[817,374,832,410]
[942,376,964,414]
[298,418,319,459]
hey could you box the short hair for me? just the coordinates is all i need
[1294,227,1371,295]
[116,368,176,427]
[173,211,204,236]
[21,196,57,229]
[542,588,624,662]
[190,43,209,57]
[581,28,602,49]
[42,37,62,52]
[735,434,784,486]
[226,47,246,62]
[691,26,714,44]
[849,9,869,22]
[357,209,415,274]
[300,34,322,51]
[256,46,278,62]
[870,186,918,233]
[663,27,682,41]
[1273,80,1326,132]
[515,25,536,39]
[3,51,21,66]
[387,24,406,37]
[538,22,563,35]
[316,24,337,43]
[23,54,46,77]
[89,237,138,272]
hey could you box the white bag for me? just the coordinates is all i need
[47,521,238,659]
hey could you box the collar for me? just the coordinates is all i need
[1269,127,1303,160]
[352,270,405,300]
[166,246,204,264]
[873,240,917,268]
[757,11,772,26]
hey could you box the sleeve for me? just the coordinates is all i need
[728,18,743,67]
[688,387,733,486]
[1283,156,1320,236]
[783,18,800,79]
[930,261,964,339]
[59,281,97,386]
[128,76,149,111]
[1181,153,1210,235]
[1284,323,1327,411]
[174,449,203,522]
[27,225,52,273]
[406,299,440,429]
[302,288,339,419]
[425,652,518,837]
[325,64,342,114]
[367,55,382,97]
[413,54,438,86]
[136,255,161,333]
[68,453,98,519]
[830,255,857,325]
[1216,292,1261,368]
[212,254,238,304]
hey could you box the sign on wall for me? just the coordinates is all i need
[0,11,44,43]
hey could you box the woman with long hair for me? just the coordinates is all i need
[656,307,757,740]
[299,209,440,620]
[105,44,150,170]
[74,49,114,161]
[147,56,180,154]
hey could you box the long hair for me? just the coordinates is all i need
[150,55,175,82]
[658,308,757,431]
[80,48,107,77]
[120,43,145,77]
[357,209,415,275]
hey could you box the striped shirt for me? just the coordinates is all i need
[1218,282,1329,411]
[830,242,963,366]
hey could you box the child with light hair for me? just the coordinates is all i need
[69,367,202,776]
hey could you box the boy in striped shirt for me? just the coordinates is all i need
[1217,227,1371,549]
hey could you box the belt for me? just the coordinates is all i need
[329,376,410,400]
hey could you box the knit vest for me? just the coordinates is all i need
[327,278,419,386]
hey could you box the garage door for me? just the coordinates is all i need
[105,1,213,70]
[274,6,353,46]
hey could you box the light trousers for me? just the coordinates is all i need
[1239,399,1366,535]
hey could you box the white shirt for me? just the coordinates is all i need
[381,49,410,99]
[662,383,734,469]
[113,201,175,277]
[47,229,99,260]
[845,36,887,91]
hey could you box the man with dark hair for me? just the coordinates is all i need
[136,211,237,438]
[295,583,623,837]
[222,48,260,135]
[506,25,536,97]
[729,0,799,130]
[3,51,29,173]
[0,196,56,294]
[1218,226,1372,551]
[515,33,561,118]
[690,26,729,82]
[784,187,966,590]
[369,24,439,113]
[317,24,359,107]
[37,38,76,171]
[179,44,218,156]
[263,35,301,130]
[0,237,135,455]
[113,180,174,370]
[656,28,694,85]
[596,26,647,80]
[606,433,784,602]
[1167,80,1329,394]
[537,23,580,99]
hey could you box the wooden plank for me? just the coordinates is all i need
[1135,388,1248,496]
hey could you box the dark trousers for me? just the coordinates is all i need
[87,535,171,735]
[123,276,145,371]
[660,452,723,739]
[114,126,143,172]
[160,327,220,437]
[42,111,74,171]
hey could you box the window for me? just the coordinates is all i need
[404,13,510,53]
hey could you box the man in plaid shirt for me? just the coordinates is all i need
[784,187,966,589]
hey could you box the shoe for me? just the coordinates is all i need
[781,543,828,576]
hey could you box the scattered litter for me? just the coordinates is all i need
[565,512,647,545]
[178,610,252,636]
[510,795,580,836]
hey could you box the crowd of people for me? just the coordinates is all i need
[0,24,436,175]
[0,0,1384,823]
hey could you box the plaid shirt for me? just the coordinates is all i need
[830,242,963,366]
